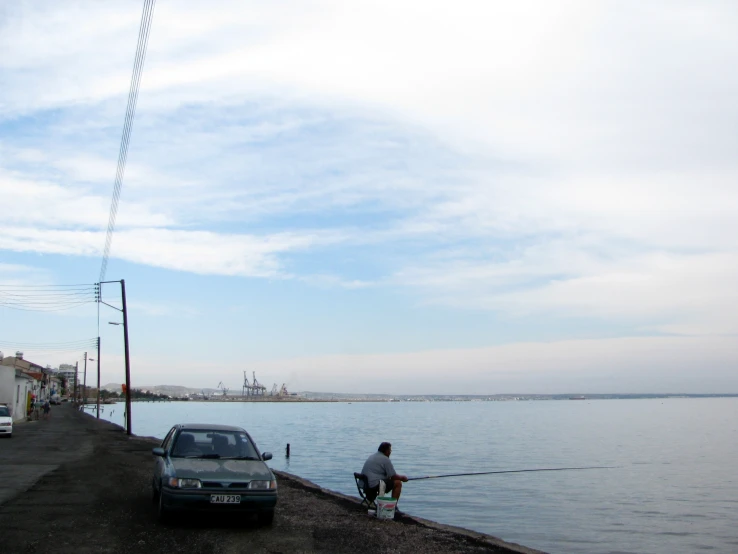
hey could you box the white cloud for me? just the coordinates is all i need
[132,335,738,394]
[2,0,738,357]
[395,246,738,335]
[0,225,346,278]
[0,165,172,230]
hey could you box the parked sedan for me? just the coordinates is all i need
[151,423,277,524]
[0,404,12,438]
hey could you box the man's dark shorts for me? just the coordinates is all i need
[368,478,394,498]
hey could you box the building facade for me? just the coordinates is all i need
[0,353,65,421]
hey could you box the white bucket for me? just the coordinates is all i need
[376,496,397,520]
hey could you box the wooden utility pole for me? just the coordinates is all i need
[98,279,133,435]
[121,279,132,436]
[74,361,79,406]
[96,337,101,418]
[83,352,87,407]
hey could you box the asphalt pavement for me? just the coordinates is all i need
[0,402,93,505]
[0,402,543,554]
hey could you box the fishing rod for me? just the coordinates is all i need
[407,465,618,481]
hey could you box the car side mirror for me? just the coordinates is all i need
[152,447,166,457]
[261,452,273,461]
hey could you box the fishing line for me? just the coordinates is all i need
[408,465,618,481]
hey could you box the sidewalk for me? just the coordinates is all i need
[0,403,543,554]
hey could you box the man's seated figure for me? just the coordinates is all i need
[360,442,408,501]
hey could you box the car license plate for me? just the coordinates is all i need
[210,494,241,504]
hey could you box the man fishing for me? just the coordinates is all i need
[361,442,408,500]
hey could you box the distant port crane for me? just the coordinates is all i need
[242,371,267,396]
[217,381,229,396]
[269,383,289,397]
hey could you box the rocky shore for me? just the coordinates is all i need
[0,403,544,554]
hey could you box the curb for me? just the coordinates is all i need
[273,470,546,554]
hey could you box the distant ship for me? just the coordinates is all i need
[569,395,586,400]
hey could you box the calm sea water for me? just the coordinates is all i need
[87,398,738,554]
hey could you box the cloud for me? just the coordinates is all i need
[132,335,738,394]
[5,1,736,163]
[0,225,345,278]
[2,0,738,353]
[393,245,738,335]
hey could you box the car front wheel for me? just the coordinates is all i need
[157,486,170,523]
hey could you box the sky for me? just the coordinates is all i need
[1,0,737,395]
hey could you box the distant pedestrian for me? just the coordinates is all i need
[42,400,51,420]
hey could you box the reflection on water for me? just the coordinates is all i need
[89,398,738,554]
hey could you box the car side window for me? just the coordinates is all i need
[161,427,176,450]
[236,433,259,458]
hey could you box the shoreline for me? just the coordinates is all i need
[0,403,545,554]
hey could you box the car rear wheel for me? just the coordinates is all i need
[257,510,274,526]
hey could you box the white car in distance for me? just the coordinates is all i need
[0,404,12,438]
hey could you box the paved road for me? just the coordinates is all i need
[0,403,542,554]
[0,403,93,505]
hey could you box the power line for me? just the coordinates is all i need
[0,338,98,355]
[0,284,96,289]
[0,338,97,348]
[99,0,157,282]
[0,284,97,312]
[0,304,94,309]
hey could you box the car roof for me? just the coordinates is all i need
[178,423,246,432]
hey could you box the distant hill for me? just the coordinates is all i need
[101,383,219,396]
[100,385,738,401]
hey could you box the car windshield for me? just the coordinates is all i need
[0,407,10,417]
[171,429,260,459]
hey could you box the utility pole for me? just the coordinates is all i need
[96,337,101,419]
[83,352,88,407]
[121,279,132,436]
[98,279,132,435]
[74,361,79,407]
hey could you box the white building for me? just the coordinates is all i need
[0,352,66,421]
[0,352,40,422]
[58,363,77,392]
